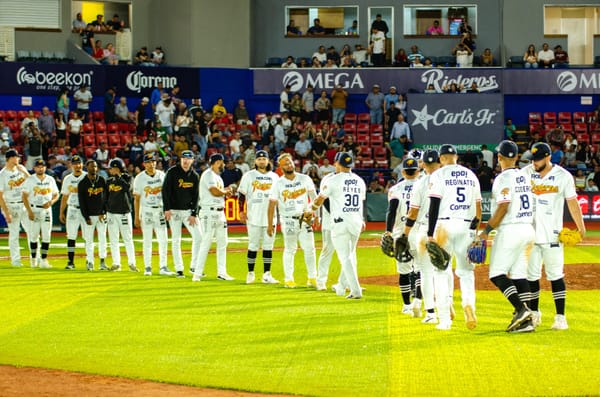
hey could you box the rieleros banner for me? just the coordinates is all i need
[408,93,504,150]
[106,65,200,98]
[252,68,503,94]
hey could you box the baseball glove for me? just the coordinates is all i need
[467,238,487,264]
[394,234,413,263]
[381,233,395,258]
[426,241,451,270]
[558,227,582,246]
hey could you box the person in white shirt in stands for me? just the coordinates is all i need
[353,44,368,65]
[281,56,297,69]
[312,45,327,65]
[480,144,494,168]
[229,131,242,156]
[537,43,554,68]
[318,158,336,178]
[453,42,473,67]
[369,27,386,67]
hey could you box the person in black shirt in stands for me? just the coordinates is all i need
[371,14,389,36]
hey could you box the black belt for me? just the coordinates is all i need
[31,205,47,209]
[70,205,79,209]
[334,217,343,223]
[284,215,301,220]
[7,202,22,204]
[438,217,470,222]
[202,207,224,211]
[147,206,162,209]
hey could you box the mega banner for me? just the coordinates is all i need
[503,69,600,95]
[409,93,504,149]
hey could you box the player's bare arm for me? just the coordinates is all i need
[133,194,141,228]
[480,202,508,240]
[238,193,247,224]
[59,194,69,224]
[22,191,35,221]
[0,191,11,223]
[566,197,586,238]
[267,200,277,236]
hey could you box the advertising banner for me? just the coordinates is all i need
[408,93,504,148]
[503,69,600,95]
[106,65,200,98]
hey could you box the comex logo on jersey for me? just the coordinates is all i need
[282,71,364,92]
[16,66,93,91]
[411,104,498,131]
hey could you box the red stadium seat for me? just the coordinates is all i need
[6,121,20,133]
[574,123,588,134]
[374,147,387,160]
[591,133,600,144]
[357,123,369,135]
[120,134,132,145]
[573,112,587,123]
[84,147,95,158]
[5,110,17,122]
[360,148,372,158]
[559,123,572,132]
[528,112,542,125]
[95,122,107,133]
[358,113,370,124]
[576,133,589,144]
[370,134,384,147]
[0,110,5,121]
[558,112,571,124]
[107,123,120,134]
[361,159,374,168]
[82,135,95,146]
[92,111,104,121]
[343,113,357,124]
[17,110,28,120]
[370,124,383,134]
[109,148,119,158]
[543,112,556,124]
[343,123,356,135]
[108,134,120,147]
[82,123,94,134]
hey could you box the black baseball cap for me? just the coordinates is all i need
[402,157,419,170]
[210,153,225,164]
[5,149,20,159]
[531,142,551,161]
[497,140,519,158]
[338,152,353,168]
[143,153,156,162]
[71,154,82,163]
[109,158,124,169]
[34,159,46,167]
[439,144,457,155]
[421,149,440,164]
[256,150,269,159]
[181,150,194,159]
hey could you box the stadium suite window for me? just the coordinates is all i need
[72,0,131,33]
[0,0,61,30]
[285,6,359,37]
[403,4,477,36]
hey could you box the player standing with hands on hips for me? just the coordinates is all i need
[193,153,235,282]
[106,158,138,272]
[309,152,366,299]
[60,155,86,269]
[22,159,59,269]
[427,144,482,330]
[0,149,30,267]
[162,150,201,278]
[78,159,108,271]
[524,142,586,330]
[237,150,280,284]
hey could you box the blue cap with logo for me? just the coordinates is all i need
[71,154,82,163]
[143,153,156,162]
[256,150,269,159]
[5,149,20,159]
[337,152,354,168]
[439,144,457,155]
[421,149,440,164]
[497,140,519,158]
[210,153,225,164]
[402,157,419,170]
[34,159,46,167]
[181,150,194,159]
[531,142,551,161]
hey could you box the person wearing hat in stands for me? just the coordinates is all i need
[427,144,482,331]
[0,149,31,267]
[105,158,138,272]
[193,153,236,282]
[365,84,385,125]
[522,142,586,331]
[74,84,93,123]
[308,152,366,299]
[156,93,175,134]
[78,159,109,271]
[22,159,59,269]
[161,150,201,278]
[60,155,87,269]
[134,97,149,136]
[237,150,280,284]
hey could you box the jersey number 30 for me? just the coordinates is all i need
[344,194,359,207]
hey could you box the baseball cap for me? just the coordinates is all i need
[421,149,440,164]
[255,150,269,159]
[180,150,194,159]
[439,144,457,155]
[373,84,380,89]
[337,152,354,168]
[5,149,20,159]
[497,140,519,158]
[34,159,46,167]
[109,158,124,169]
[209,153,225,164]
[402,157,419,170]
[530,142,551,161]
[408,149,422,160]
[333,151,344,163]
[143,153,156,162]
[141,97,149,103]
[71,154,82,163]
[161,93,170,100]
[390,86,397,90]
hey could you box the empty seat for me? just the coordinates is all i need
[572,112,587,123]
[108,134,120,147]
[558,112,571,124]
[343,123,356,135]
[370,124,383,134]
[528,112,542,125]
[344,113,357,124]
[265,57,283,67]
[358,113,371,124]
[543,112,556,124]
[591,133,600,144]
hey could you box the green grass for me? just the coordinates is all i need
[0,232,599,396]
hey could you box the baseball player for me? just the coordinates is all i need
[427,144,482,330]
[133,153,170,276]
[192,153,235,282]
[78,160,108,271]
[403,150,442,325]
[21,159,59,269]
[106,158,138,272]
[237,150,280,284]
[0,149,30,267]
[480,140,535,333]
[523,142,586,330]
[267,153,318,289]
[162,150,201,278]
[309,152,366,299]
[59,155,86,269]
[385,157,422,315]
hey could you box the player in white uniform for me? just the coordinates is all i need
[59,155,87,269]
[309,152,366,299]
[21,159,59,268]
[403,150,442,325]
[238,150,280,284]
[133,153,170,276]
[193,153,235,282]
[523,142,586,330]
[385,157,421,315]
[427,144,482,330]
[0,149,30,267]
[267,153,318,289]
[480,141,536,333]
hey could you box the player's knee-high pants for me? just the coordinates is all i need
[66,205,85,240]
[195,210,228,276]
[82,215,107,264]
[5,203,25,265]
[107,212,136,267]
[332,224,361,296]
[317,228,335,286]
[409,224,435,311]
[168,209,201,272]
[280,217,316,282]
[140,207,168,270]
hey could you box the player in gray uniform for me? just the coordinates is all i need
[238,150,280,284]
[193,153,235,282]
[22,159,59,268]
[59,155,86,269]
[523,142,586,330]
[106,158,138,272]
[0,149,30,267]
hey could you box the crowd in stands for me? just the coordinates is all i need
[521,43,569,69]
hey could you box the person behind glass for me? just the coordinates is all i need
[480,48,494,66]
[371,14,389,37]
[91,14,106,32]
[394,48,410,67]
[347,20,358,35]
[523,44,538,69]
[106,14,124,32]
[426,20,443,35]
[286,19,301,36]
[459,21,472,35]
[369,27,386,67]
[307,18,325,36]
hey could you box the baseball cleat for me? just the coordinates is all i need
[39,259,52,269]
[531,310,542,327]
[12,261,23,267]
[128,264,139,272]
[412,298,422,318]
[110,265,122,272]
[284,280,297,289]
[30,258,39,268]
[246,271,255,284]
[86,262,94,271]
[261,272,279,284]
[402,304,414,316]
[159,267,175,276]
[506,306,532,332]
[100,262,109,271]
[332,284,345,296]
[551,314,568,330]
[143,267,152,276]
[306,278,317,288]
[176,271,185,278]
[192,276,201,282]
[346,294,362,300]
[436,321,452,331]
[316,282,327,291]
[65,262,75,270]
[464,305,477,330]
[421,313,438,324]
[217,273,234,281]
[509,319,535,333]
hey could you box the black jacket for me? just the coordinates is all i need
[162,165,199,215]
[78,174,107,220]
[107,173,133,214]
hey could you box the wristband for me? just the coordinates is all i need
[484,224,494,235]
[311,203,319,211]
[405,218,415,227]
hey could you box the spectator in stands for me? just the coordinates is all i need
[574,169,586,192]
[393,48,409,67]
[311,57,322,68]
[537,43,554,68]
[340,44,354,65]
[312,45,327,64]
[390,114,411,142]
[370,27,386,67]
[396,94,407,118]
[273,117,286,154]
[24,124,44,170]
[340,57,354,68]
[156,94,175,134]
[461,32,476,53]
[480,144,494,168]
[101,43,119,65]
[54,111,66,148]
[367,179,385,193]
[106,14,124,31]
[210,98,226,119]
[586,164,600,188]
[114,97,132,123]
[307,18,325,36]
[384,86,399,111]
[103,86,116,123]
[564,144,577,168]
[467,82,480,93]
[289,93,303,124]
[21,110,38,132]
[412,56,424,68]
[581,144,595,168]
[91,14,107,31]
[151,47,165,65]
[73,85,92,122]
[129,135,144,166]
[72,12,87,33]
[281,56,297,69]
[301,85,315,123]
[0,121,12,147]
[322,59,337,69]
[387,137,404,169]
[315,90,331,122]
[564,132,577,152]
[67,112,82,148]
[326,46,341,65]
[371,14,389,37]
[94,141,110,177]
[134,97,149,136]
[554,45,569,68]
[330,84,348,125]
[342,134,361,159]
[477,161,494,191]
[550,142,564,165]
[459,21,473,35]
[426,20,443,35]
[424,84,437,93]
[233,99,251,125]
[365,84,385,125]
[286,19,301,36]
[453,42,473,67]
[80,24,95,55]
[311,133,328,163]
[0,144,8,168]
[385,101,400,134]
[442,83,464,93]
[523,44,539,68]
[294,133,312,160]
[56,87,70,121]
[135,46,154,66]
[144,131,160,155]
[347,20,358,35]
[408,45,424,65]
[150,82,164,111]
[38,107,55,142]
[228,131,242,157]
[480,48,495,66]
[353,44,368,66]
[92,39,105,61]
[298,58,309,68]
[585,179,599,192]
[318,158,335,178]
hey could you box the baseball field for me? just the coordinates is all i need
[1,227,599,397]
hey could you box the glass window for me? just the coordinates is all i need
[403,5,477,36]
[285,6,359,37]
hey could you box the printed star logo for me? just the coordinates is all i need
[411,105,435,131]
